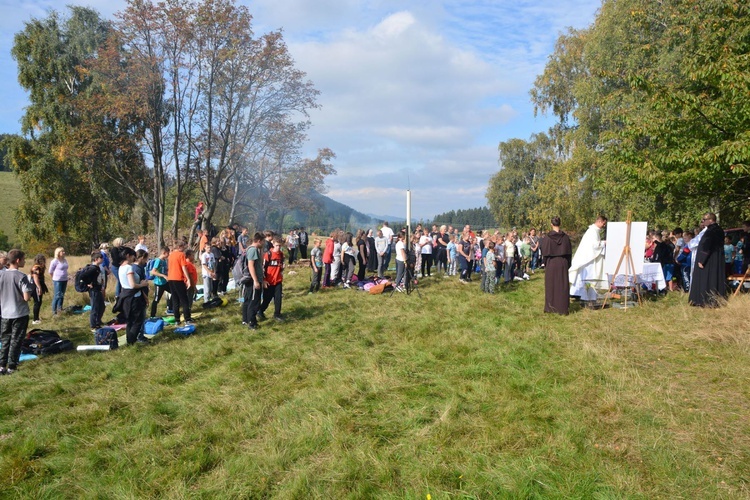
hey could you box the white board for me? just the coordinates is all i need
[604,221,648,276]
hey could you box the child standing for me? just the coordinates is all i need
[0,250,33,375]
[259,238,285,321]
[677,231,693,292]
[200,245,216,303]
[724,236,735,278]
[309,238,323,294]
[331,235,342,286]
[184,249,198,309]
[243,233,265,330]
[81,251,106,331]
[29,254,48,325]
[149,247,170,317]
[447,235,457,276]
[116,248,150,345]
[483,241,497,293]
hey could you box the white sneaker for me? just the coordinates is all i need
[32,320,41,325]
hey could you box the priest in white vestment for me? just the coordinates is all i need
[569,216,608,300]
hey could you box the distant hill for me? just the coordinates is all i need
[294,191,381,233]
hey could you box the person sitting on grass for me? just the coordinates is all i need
[0,250,33,375]
[259,237,285,322]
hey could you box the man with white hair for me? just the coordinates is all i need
[569,215,608,301]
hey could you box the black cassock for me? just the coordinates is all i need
[540,230,572,315]
[689,222,727,307]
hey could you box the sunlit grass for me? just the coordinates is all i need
[1,266,748,497]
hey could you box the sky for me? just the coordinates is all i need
[0,0,601,221]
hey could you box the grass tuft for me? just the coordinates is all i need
[0,268,749,496]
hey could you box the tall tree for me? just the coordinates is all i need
[486,133,555,229]
[532,0,750,227]
[7,7,132,248]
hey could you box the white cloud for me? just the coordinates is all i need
[0,0,601,222]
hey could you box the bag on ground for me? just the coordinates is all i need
[22,329,75,355]
[95,327,119,350]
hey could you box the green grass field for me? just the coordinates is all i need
[0,172,21,244]
[1,269,748,497]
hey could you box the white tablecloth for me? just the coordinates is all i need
[609,262,666,291]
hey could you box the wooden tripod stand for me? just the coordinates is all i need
[603,212,642,309]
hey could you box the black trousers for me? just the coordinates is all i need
[421,254,433,276]
[299,244,308,259]
[0,316,29,370]
[150,283,170,318]
[89,288,104,328]
[168,280,191,322]
[243,282,263,326]
[32,292,43,322]
[126,295,146,345]
[260,282,283,318]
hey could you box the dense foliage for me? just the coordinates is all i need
[5,0,334,248]
[488,0,750,230]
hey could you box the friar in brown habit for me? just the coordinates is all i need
[539,216,573,315]
[689,212,727,307]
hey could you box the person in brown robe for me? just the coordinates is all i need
[540,216,572,315]
[689,212,726,307]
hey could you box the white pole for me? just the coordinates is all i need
[406,190,412,236]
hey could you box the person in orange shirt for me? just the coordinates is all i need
[198,229,209,254]
[167,240,193,325]
[184,249,198,309]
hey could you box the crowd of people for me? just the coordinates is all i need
[540,213,748,315]
[1,211,747,375]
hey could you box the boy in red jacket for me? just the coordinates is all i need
[259,237,285,322]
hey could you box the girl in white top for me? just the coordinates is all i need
[331,236,342,285]
[419,231,433,277]
[341,232,356,287]
[374,230,388,278]
[394,231,407,290]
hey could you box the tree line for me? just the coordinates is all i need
[3,0,335,251]
[487,0,750,232]
[430,207,497,230]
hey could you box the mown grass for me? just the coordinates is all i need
[1,266,749,498]
[0,171,22,244]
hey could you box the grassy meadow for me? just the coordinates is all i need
[0,172,22,244]
[1,264,749,498]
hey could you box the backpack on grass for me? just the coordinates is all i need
[95,327,119,350]
[22,329,75,356]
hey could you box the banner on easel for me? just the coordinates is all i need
[604,221,648,276]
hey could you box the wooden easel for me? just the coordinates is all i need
[603,211,642,309]
[732,268,750,297]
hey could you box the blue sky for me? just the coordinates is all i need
[0,0,601,220]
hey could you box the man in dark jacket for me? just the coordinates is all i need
[689,213,726,307]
